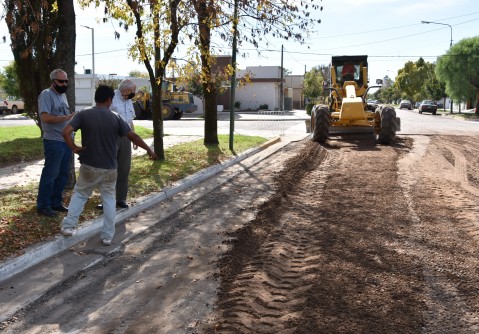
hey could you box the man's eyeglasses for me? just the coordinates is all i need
[54,79,68,84]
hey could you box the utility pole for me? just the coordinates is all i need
[81,25,95,104]
[229,0,239,150]
[280,45,284,111]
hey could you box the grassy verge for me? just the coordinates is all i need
[442,110,479,120]
[0,134,267,260]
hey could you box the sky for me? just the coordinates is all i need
[1,0,479,85]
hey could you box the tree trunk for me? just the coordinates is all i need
[6,0,77,187]
[55,0,77,189]
[151,82,165,160]
[203,85,218,144]
[196,0,219,145]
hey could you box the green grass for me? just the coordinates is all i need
[0,132,267,260]
[0,126,43,166]
[443,111,479,120]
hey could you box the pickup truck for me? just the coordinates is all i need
[1,96,25,114]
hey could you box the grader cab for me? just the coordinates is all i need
[310,55,400,144]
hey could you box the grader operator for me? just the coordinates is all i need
[310,55,400,144]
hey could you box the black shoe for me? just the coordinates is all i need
[52,205,68,212]
[116,201,129,209]
[37,207,58,217]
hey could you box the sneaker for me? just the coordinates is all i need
[102,239,112,246]
[60,227,75,236]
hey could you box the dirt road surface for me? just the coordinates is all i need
[3,133,479,333]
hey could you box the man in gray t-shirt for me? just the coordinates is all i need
[60,85,157,246]
[36,69,76,217]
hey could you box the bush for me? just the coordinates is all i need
[258,104,268,110]
[305,102,315,116]
[234,101,241,109]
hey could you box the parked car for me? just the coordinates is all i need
[3,96,25,114]
[415,102,421,109]
[399,99,412,110]
[0,102,6,114]
[418,100,437,115]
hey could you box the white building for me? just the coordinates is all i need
[236,66,283,111]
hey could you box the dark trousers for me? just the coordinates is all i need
[116,136,131,202]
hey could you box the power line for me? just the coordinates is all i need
[76,47,129,57]
[309,11,479,40]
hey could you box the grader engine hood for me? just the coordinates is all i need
[340,85,367,121]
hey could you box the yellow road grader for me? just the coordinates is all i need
[310,55,400,144]
[133,80,197,120]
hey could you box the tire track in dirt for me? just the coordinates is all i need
[204,136,428,333]
[422,136,479,242]
[406,135,479,333]
[205,141,329,332]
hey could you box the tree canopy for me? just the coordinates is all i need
[303,66,324,98]
[0,61,20,97]
[395,57,441,103]
[436,36,479,104]
[3,0,76,128]
[377,76,401,104]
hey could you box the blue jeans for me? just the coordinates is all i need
[62,164,117,240]
[37,139,72,209]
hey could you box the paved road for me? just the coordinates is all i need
[395,108,479,135]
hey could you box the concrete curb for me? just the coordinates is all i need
[0,136,282,283]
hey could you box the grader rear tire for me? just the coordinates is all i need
[376,106,397,144]
[162,104,175,120]
[312,104,331,143]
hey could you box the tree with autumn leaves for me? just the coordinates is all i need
[3,0,76,130]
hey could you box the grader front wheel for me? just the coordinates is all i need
[375,106,397,144]
[311,104,331,143]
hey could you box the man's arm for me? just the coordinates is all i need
[41,111,76,124]
[126,131,157,160]
[62,124,84,154]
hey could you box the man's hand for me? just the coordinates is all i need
[147,149,158,160]
[66,112,76,120]
[72,145,84,154]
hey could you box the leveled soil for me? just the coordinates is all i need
[3,134,479,333]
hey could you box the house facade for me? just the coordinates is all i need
[283,75,305,110]
[235,66,283,111]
